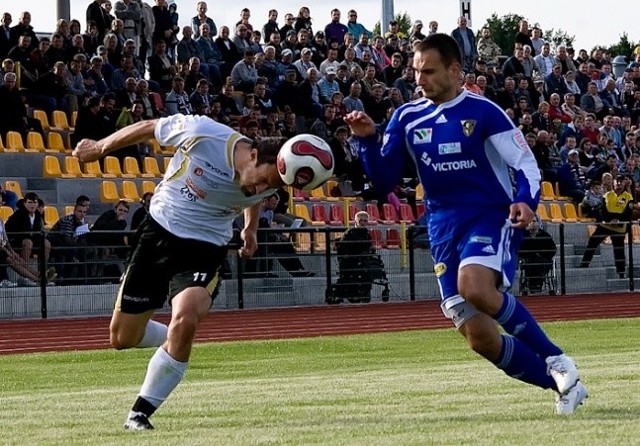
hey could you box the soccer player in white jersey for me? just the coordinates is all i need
[345,34,587,415]
[73,115,285,430]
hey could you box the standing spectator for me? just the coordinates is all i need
[346,9,371,40]
[151,0,174,47]
[0,12,12,60]
[476,27,501,65]
[408,20,426,42]
[557,149,587,203]
[86,0,110,42]
[451,16,477,73]
[515,19,535,56]
[191,1,216,39]
[10,11,38,50]
[530,27,545,56]
[294,6,313,35]
[580,176,633,278]
[262,10,279,44]
[279,13,295,42]
[114,0,141,43]
[324,9,348,45]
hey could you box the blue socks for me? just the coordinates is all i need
[493,335,556,390]
[494,292,563,358]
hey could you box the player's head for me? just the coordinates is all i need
[412,34,462,104]
[236,138,285,197]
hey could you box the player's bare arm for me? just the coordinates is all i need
[344,111,376,137]
[509,202,535,229]
[238,202,261,258]
[72,119,159,162]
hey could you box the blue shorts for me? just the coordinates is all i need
[430,211,523,301]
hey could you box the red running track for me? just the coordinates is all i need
[1,293,639,355]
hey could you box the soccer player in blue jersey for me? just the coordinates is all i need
[345,34,587,415]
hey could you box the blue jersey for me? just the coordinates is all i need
[356,89,541,242]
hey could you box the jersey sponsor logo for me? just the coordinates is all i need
[421,153,432,166]
[461,120,477,137]
[122,295,150,303]
[194,167,204,176]
[438,142,462,155]
[434,262,447,277]
[512,130,529,151]
[435,114,448,124]
[185,177,207,199]
[413,128,433,144]
[180,185,198,202]
[203,161,230,178]
[431,159,477,171]
[470,236,493,244]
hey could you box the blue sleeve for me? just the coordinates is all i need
[355,112,406,196]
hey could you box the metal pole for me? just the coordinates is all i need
[57,0,71,22]
[381,0,394,35]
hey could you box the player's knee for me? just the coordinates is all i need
[168,312,199,343]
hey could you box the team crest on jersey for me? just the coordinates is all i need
[413,128,432,144]
[434,262,447,277]
[193,167,203,176]
[461,120,476,137]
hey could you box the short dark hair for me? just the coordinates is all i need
[414,33,462,68]
[252,137,286,167]
[75,195,90,205]
[24,192,39,202]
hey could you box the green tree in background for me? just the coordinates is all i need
[543,28,575,52]
[605,32,637,60]
[373,12,412,38]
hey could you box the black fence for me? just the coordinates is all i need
[1,222,638,319]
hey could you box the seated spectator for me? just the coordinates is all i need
[518,219,556,294]
[5,193,50,266]
[147,39,175,93]
[580,176,633,278]
[189,79,214,115]
[253,81,274,114]
[165,76,193,115]
[0,72,42,140]
[580,180,605,220]
[310,104,340,142]
[581,82,609,121]
[230,49,258,93]
[89,200,130,280]
[238,193,314,277]
[0,184,18,210]
[0,218,55,287]
[557,149,587,203]
[131,192,153,231]
[47,203,89,284]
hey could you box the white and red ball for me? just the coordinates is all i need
[277,134,335,191]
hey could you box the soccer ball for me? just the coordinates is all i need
[277,134,335,191]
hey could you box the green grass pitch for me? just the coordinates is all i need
[0,318,638,445]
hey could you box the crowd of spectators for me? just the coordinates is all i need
[3,2,640,268]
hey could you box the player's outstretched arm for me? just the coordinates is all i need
[72,119,160,162]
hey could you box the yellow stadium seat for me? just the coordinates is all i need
[548,203,564,223]
[100,180,121,203]
[537,203,550,222]
[161,144,176,156]
[4,180,23,199]
[6,131,25,152]
[143,157,163,178]
[121,181,141,202]
[64,205,74,216]
[310,186,329,201]
[65,156,96,178]
[540,181,555,201]
[553,182,570,201]
[415,183,424,201]
[0,136,5,152]
[323,180,340,201]
[562,203,579,223]
[43,155,75,178]
[294,232,311,252]
[293,204,325,226]
[0,205,14,223]
[103,156,128,178]
[141,180,156,195]
[163,157,171,172]
[26,131,46,152]
[83,160,104,178]
[71,110,78,127]
[148,139,161,155]
[52,110,71,131]
[577,203,596,222]
[124,157,154,178]
[33,109,50,131]
[46,132,67,153]
[43,206,60,229]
